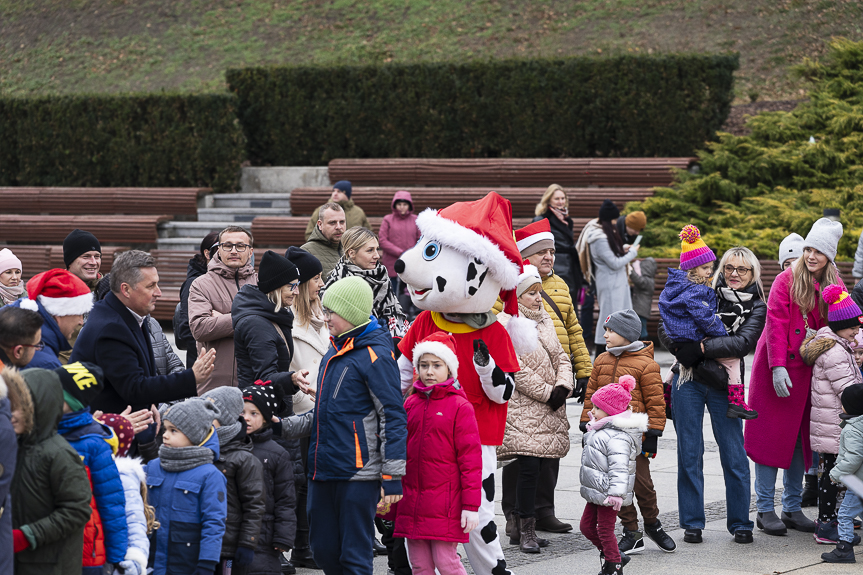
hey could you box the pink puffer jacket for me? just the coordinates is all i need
[378,191,420,278]
[394,379,482,543]
[801,326,863,454]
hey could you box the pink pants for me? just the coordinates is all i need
[580,502,621,562]
[406,539,467,575]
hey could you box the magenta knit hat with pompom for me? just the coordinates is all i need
[823,284,863,332]
[679,225,716,270]
[591,375,636,416]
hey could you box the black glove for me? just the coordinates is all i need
[547,386,570,411]
[674,341,704,368]
[579,421,588,434]
[234,546,255,567]
[574,378,589,403]
[473,339,490,367]
[270,417,283,438]
[641,435,658,458]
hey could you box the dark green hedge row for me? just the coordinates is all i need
[227,54,738,166]
[0,94,246,192]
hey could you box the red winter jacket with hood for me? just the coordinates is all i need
[394,378,482,543]
[378,191,420,278]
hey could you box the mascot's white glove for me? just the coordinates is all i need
[473,339,513,404]
[461,509,479,533]
[772,366,792,398]
[397,354,415,395]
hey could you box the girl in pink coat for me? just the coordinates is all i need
[395,332,482,575]
[378,191,420,291]
[745,217,845,537]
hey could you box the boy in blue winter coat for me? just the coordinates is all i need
[277,277,407,575]
[55,362,129,573]
[146,397,228,575]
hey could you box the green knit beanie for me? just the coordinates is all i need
[322,276,374,327]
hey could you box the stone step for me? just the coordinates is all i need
[156,237,205,251]
[159,221,252,239]
[197,207,290,222]
[240,166,329,194]
[213,193,292,210]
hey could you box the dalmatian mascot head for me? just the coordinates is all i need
[395,192,536,350]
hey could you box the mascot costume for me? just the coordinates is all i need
[395,192,535,575]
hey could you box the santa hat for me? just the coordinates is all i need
[412,332,459,380]
[514,219,555,258]
[415,192,523,315]
[21,269,93,317]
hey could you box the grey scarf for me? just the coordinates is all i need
[442,311,497,330]
[159,444,215,472]
[607,341,646,357]
[216,420,243,445]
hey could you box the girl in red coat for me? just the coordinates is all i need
[395,332,482,575]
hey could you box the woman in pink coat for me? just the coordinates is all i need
[378,191,420,293]
[745,217,845,537]
[395,332,482,575]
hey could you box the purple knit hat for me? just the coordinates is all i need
[591,375,636,416]
[823,284,863,331]
[679,225,716,270]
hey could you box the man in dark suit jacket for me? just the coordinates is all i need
[71,250,216,413]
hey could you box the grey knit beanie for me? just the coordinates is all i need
[803,218,843,262]
[603,309,643,344]
[163,398,220,446]
[201,386,244,427]
[778,233,804,266]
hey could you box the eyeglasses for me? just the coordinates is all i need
[220,243,250,253]
[723,265,752,277]
[287,281,300,292]
[322,307,333,319]
[19,340,45,351]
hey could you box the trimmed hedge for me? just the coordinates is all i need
[227,54,738,166]
[0,94,246,193]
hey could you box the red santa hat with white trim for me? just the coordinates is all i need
[412,331,460,380]
[20,269,93,317]
[415,191,523,315]
[515,219,555,258]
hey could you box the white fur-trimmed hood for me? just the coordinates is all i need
[113,455,147,485]
[608,410,649,432]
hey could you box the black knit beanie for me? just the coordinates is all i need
[333,180,352,198]
[63,229,102,267]
[284,246,323,284]
[258,250,299,294]
[598,199,620,222]
[242,379,285,423]
[842,384,863,417]
[55,362,104,411]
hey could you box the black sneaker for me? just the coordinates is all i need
[644,520,676,552]
[734,529,753,544]
[683,528,703,543]
[618,528,644,555]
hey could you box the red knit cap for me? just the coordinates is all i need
[97,413,135,457]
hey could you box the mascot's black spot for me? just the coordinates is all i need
[503,380,514,402]
[491,367,506,387]
[491,560,510,575]
[467,262,478,281]
[436,276,447,292]
[468,286,478,296]
[480,520,498,544]
[478,268,488,286]
[394,259,405,274]
[482,474,495,502]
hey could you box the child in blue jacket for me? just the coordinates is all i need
[55,362,128,573]
[658,225,757,420]
[146,397,228,575]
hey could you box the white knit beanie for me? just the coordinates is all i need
[778,233,804,266]
[803,218,843,262]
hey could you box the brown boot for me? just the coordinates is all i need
[519,516,541,553]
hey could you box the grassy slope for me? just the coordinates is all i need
[1,0,862,100]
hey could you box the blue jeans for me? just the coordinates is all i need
[671,374,754,533]
[838,491,863,543]
[753,434,805,513]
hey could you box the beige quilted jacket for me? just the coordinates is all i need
[497,303,574,460]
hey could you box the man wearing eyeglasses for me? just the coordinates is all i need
[0,306,44,368]
[188,225,258,394]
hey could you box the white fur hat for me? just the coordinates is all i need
[412,332,459,380]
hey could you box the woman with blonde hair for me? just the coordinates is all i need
[323,226,409,339]
[533,184,582,295]
[745,218,845,538]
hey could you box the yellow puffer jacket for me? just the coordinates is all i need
[493,272,593,379]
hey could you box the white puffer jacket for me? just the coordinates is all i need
[113,456,150,575]
[579,411,648,506]
[801,327,863,454]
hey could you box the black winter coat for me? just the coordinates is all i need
[534,211,583,296]
[248,428,297,575]
[215,425,266,558]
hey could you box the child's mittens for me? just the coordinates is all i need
[234,546,255,567]
[113,560,143,575]
[603,496,624,511]
[461,509,479,533]
[547,386,570,411]
[12,529,29,553]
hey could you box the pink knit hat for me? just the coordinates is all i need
[591,375,636,416]
[678,225,715,270]
[0,248,22,276]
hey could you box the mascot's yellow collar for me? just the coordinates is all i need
[431,312,478,334]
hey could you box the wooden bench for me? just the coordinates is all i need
[2,245,126,284]
[0,187,209,216]
[328,158,695,188]
[0,215,172,244]
[290,187,653,219]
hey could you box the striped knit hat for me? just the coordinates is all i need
[822,284,863,332]
[679,225,715,270]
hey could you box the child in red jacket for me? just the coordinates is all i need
[395,332,482,575]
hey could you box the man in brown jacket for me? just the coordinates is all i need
[188,226,258,394]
